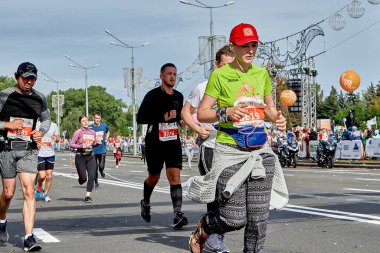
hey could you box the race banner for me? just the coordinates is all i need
[298,141,307,158]
[309,140,319,158]
[340,140,363,160]
[365,138,380,158]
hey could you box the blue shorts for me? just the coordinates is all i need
[37,156,56,171]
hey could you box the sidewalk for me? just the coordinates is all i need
[297,158,380,169]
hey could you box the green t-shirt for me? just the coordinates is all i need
[205,63,272,145]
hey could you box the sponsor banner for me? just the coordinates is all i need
[365,138,380,158]
[340,140,363,160]
[309,140,319,158]
[298,141,307,158]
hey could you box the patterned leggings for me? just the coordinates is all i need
[202,153,275,253]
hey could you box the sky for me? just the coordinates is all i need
[1,0,379,107]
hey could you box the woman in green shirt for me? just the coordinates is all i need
[188,23,287,253]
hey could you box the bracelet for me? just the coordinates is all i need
[216,107,231,123]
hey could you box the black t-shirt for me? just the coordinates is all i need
[0,87,50,147]
[137,86,183,146]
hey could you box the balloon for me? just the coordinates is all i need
[280,90,297,106]
[339,70,360,93]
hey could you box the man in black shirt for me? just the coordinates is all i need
[137,63,188,229]
[0,62,51,252]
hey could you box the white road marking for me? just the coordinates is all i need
[355,178,380,182]
[53,171,380,225]
[344,188,380,193]
[33,228,60,243]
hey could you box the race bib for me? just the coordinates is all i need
[159,123,178,141]
[232,96,266,128]
[7,117,33,141]
[96,131,104,142]
[40,136,52,149]
[82,134,95,148]
[114,141,121,148]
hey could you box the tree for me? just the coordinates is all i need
[46,86,128,137]
[0,76,16,91]
[322,86,339,119]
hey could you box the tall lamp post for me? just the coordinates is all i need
[40,71,67,151]
[65,55,99,117]
[180,0,234,73]
[105,30,149,156]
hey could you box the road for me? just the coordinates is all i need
[2,152,380,253]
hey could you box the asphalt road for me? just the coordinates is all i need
[1,151,380,253]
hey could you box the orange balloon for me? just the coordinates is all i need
[280,90,297,106]
[339,70,360,93]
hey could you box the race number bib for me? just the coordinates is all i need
[82,134,95,148]
[40,136,52,149]
[114,141,121,148]
[7,117,33,141]
[96,131,104,142]
[232,96,266,128]
[159,123,178,142]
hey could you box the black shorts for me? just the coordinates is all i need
[145,140,182,175]
[37,156,55,171]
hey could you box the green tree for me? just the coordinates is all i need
[322,86,339,119]
[0,76,16,91]
[46,86,128,137]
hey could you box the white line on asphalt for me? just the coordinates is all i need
[282,207,380,225]
[33,228,60,243]
[53,172,380,225]
[344,188,380,193]
[287,204,380,221]
[355,178,380,182]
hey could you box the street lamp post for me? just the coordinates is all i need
[40,71,68,151]
[180,0,234,73]
[105,30,149,156]
[65,55,99,117]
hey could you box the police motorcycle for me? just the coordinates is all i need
[316,135,338,169]
[273,135,299,168]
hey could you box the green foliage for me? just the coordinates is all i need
[318,81,380,129]
[46,85,129,137]
[0,76,16,90]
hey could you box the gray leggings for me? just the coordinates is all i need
[75,154,96,192]
[202,153,275,253]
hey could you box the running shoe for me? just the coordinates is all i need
[95,183,99,189]
[173,211,188,229]
[0,220,8,244]
[100,170,105,178]
[140,199,151,223]
[23,234,42,252]
[42,194,51,202]
[85,196,93,203]
[34,190,41,199]
[205,233,230,253]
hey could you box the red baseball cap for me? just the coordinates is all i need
[229,23,260,45]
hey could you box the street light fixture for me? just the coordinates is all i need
[180,0,234,74]
[105,29,149,156]
[65,55,100,117]
[40,71,68,150]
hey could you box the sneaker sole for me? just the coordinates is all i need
[204,244,230,253]
[24,244,42,252]
[173,218,188,229]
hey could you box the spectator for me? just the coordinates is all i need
[351,126,362,140]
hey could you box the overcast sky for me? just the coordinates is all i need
[1,0,379,106]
